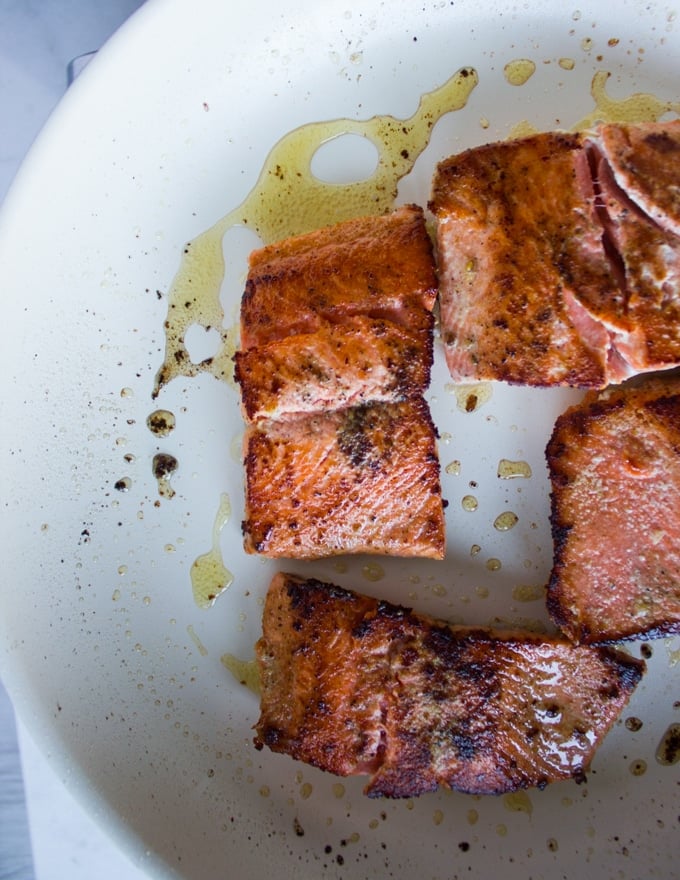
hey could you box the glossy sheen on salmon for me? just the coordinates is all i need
[547,375,680,643]
[240,204,438,350]
[242,398,445,559]
[234,312,433,421]
[254,573,644,797]
[430,120,680,387]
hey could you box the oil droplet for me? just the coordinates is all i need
[574,71,680,130]
[117,565,128,576]
[497,459,532,479]
[494,511,519,531]
[475,585,489,599]
[559,57,576,70]
[153,67,478,397]
[508,120,540,140]
[666,640,680,667]
[470,544,481,556]
[221,654,261,694]
[186,624,208,657]
[433,810,444,826]
[333,560,348,574]
[629,758,647,776]
[152,453,178,499]
[445,460,462,476]
[300,782,313,800]
[625,716,643,732]
[486,558,502,571]
[496,823,508,837]
[512,583,544,603]
[655,722,680,765]
[111,589,121,601]
[581,37,593,52]
[362,562,385,582]
[431,583,447,598]
[461,495,478,512]
[547,838,559,852]
[332,783,345,799]
[120,387,133,398]
[503,791,533,816]
[259,785,270,798]
[191,493,234,607]
[467,808,479,825]
[451,382,493,413]
[146,409,176,437]
[503,59,536,86]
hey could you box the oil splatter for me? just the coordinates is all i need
[221,654,260,694]
[655,723,680,765]
[503,59,536,86]
[191,493,233,607]
[497,459,532,479]
[493,511,519,531]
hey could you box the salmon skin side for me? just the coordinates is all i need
[546,374,680,644]
[429,119,680,387]
[254,573,644,797]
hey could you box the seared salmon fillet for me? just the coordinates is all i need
[429,131,618,387]
[236,204,444,559]
[430,120,680,387]
[241,398,445,559]
[254,573,644,797]
[240,204,437,350]
[590,120,680,373]
[547,375,680,643]
[234,312,433,421]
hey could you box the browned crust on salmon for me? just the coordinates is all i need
[234,312,433,421]
[429,131,617,387]
[254,573,644,797]
[547,375,680,643]
[240,204,437,350]
[241,398,445,559]
[429,120,680,387]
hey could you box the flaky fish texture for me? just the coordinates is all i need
[254,573,644,797]
[429,120,680,387]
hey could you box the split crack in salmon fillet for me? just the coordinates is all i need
[547,375,680,644]
[235,204,445,559]
[254,573,644,797]
[430,119,680,387]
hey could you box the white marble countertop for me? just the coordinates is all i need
[0,6,152,877]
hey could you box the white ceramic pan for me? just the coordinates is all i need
[1,0,678,877]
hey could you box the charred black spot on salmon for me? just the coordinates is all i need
[451,731,477,760]
[336,404,391,469]
[643,131,680,154]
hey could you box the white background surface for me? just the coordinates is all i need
[0,4,149,877]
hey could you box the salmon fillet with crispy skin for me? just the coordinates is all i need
[254,573,644,797]
[241,398,445,559]
[547,374,680,644]
[430,120,680,387]
[234,311,433,421]
[240,204,437,350]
